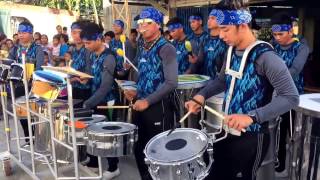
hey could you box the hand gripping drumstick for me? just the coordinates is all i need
[116,49,139,72]
[190,98,246,133]
[167,111,192,136]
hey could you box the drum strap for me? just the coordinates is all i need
[224,41,272,135]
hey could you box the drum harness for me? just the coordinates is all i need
[224,40,273,136]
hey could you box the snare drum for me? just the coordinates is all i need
[144,128,213,180]
[86,121,138,157]
[175,74,210,127]
[0,66,9,83]
[9,63,23,82]
[31,70,66,101]
[67,115,106,145]
[15,96,38,118]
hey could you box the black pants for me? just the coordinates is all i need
[206,132,270,180]
[72,87,91,108]
[276,111,294,172]
[86,102,119,172]
[132,99,175,180]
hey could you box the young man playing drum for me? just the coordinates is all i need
[8,21,44,147]
[80,22,120,179]
[68,20,92,108]
[185,1,299,179]
[166,17,194,74]
[188,13,208,57]
[189,9,228,79]
[271,12,310,176]
[109,19,135,80]
[124,7,178,180]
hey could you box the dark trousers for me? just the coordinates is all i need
[86,102,119,171]
[72,87,91,108]
[276,111,294,172]
[132,99,175,180]
[206,132,270,180]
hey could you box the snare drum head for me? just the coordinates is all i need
[87,121,137,134]
[16,96,38,103]
[298,93,320,114]
[145,128,208,163]
[177,74,210,89]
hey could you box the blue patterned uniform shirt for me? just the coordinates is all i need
[71,46,91,89]
[224,43,274,132]
[172,38,191,74]
[274,41,304,94]
[136,37,167,99]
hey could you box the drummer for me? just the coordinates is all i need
[188,13,208,56]
[109,19,135,80]
[80,22,120,179]
[189,9,228,78]
[8,21,44,147]
[270,12,310,175]
[185,1,299,179]
[166,17,195,74]
[69,20,92,107]
[124,7,178,180]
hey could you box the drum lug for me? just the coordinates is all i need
[196,159,205,168]
[144,158,150,165]
[176,169,182,176]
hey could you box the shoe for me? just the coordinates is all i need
[80,156,90,166]
[102,168,120,180]
[275,169,288,178]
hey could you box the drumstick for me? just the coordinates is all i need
[191,98,246,133]
[167,111,192,136]
[97,105,131,109]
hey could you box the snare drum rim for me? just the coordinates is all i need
[144,128,209,165]
[177,74,210,90]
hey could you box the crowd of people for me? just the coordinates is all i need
[0,0,312,179]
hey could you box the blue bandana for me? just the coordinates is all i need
[114,20,124,29]
[210,9,252,25]
[139,7,163,25]
[71,23,81,30]
[18,24,33,33]
[189,15,202,21]
[81,33,103,41]
[168,23,183,32]
[271,24,292,32]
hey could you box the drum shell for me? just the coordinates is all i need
[0,67,9,83]
[15,96,38,118]
[9,64,23,81]
[204,93,224,132]
[86,125,138,157]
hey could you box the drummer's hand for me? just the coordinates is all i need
[188,54,198,64]
[133,99,149,111]
[124,90,137,101]
[79,78,89,84]
[185,95,204,114]
[224,114,253,132]
[123,62,131,70]
[70,77,80,82]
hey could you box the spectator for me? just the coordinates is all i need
[43,51,52,66]
[40,34,49,51]
[35,38,41,45]
[12,33,19,45]
[163,30,172,41]
[63,51,72,65]
[59,34,69,56]
[34,32,41,41]
[129,28,138,49]
[5,39,16,52]
[49,34,61,64]
[56,25,63,34]
[104,31,115,45]
[63,27,68,35]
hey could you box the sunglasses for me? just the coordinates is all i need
[137,18,155,25]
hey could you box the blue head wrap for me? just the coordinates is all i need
[81,33,103,41]
[271,24,292,32]
[210,9,252,25]
[168,23,183,32]
[189,15,202,22]
[139,7,163,25]
[18,24,33,33]
[71,23,81,30]
[113,20,125,29]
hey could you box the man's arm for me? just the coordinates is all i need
[84,54,116,108]
[145,43,178,105]
[288,43,309,78]
[35,46,44,70]
[249,51,299,124]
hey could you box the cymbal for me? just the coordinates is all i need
[42,66,93,78]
